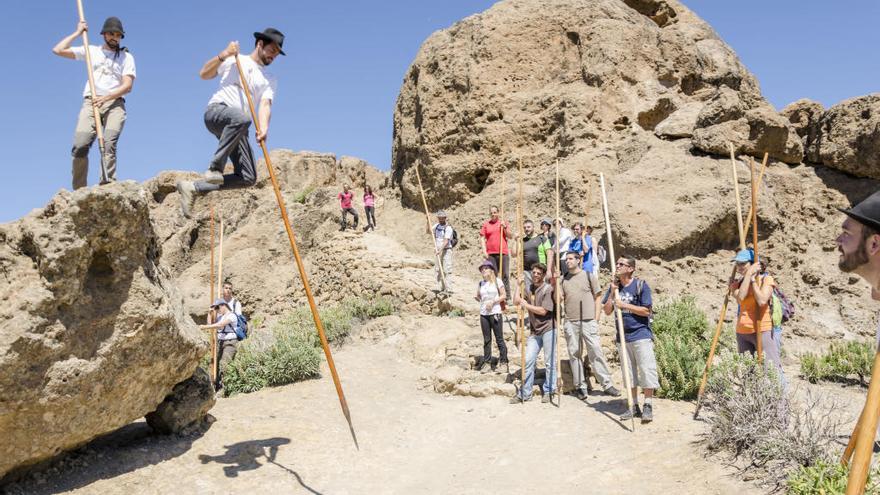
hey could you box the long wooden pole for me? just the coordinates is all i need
[600,173,635,431]
[554,160,563,407]
[209,204,216,385]
[750,157,762,362]
[234,55,358,449]
[730,143,746,248]
[414,164,448,293]
[74,0,109,184]
[217,216,224,300]
[500,173,506,301]
[694,151,769,418]
[845,350,880,494]
[517,161,526,398]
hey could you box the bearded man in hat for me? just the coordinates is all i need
[177,28,286,218]
[837,190,880,348]
[53,16,136,190]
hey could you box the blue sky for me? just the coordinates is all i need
[2,1,877,223]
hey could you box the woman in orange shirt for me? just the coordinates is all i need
[729,249,784,377]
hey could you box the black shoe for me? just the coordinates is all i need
[575,389,589,401]
[510,395,531,404]
[603,386,622,397]
[642,403,654,423]
[499,361,510,374]
[620,404,642,421]
[541,393,553,404]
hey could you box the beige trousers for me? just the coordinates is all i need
[71,97,126,189]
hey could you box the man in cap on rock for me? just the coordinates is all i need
[200,298,240,390]
[837,190,880,348]
[53,16,136,189]
[430,210,454,293]
[177,28,286,218]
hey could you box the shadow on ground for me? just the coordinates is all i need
[198,437,322,494]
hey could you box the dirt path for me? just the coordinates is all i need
[6,311,763,495]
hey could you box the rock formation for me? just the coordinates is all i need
[0,184,205,478]
[802,94,880,179]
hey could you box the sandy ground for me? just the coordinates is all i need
[4,314,769,495]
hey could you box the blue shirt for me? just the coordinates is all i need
[602,278,653,342]
[568,235,594,272]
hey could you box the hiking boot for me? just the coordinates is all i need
[499,361,510,374]
[204,169,224,185]
[541,393,553,404]
[479,360,491,373]
[575,389,589,401]
[603,386,622,397]
[509,395,530,404]
[176,180,196,219]
[641,403,654,423]
[620,404,642,421]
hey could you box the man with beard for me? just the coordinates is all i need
[53,17,136,190]
[178,28,285,218]
[837,190,880,347]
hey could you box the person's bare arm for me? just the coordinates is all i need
[53,21,87,59]
[754,274,774,307]
[94,75,134,105]
[256,98,272,142]
[199,41,239,80]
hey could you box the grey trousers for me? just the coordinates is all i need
[195,103,257,193]
[71,97,126,189]
[564,319,614,391]
[216,338,238,385]
[736,331,785,381]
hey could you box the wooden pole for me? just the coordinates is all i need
[209,204,216,385]
[729,143,746,249]
[414,164,448,293]
[750,157,762,362]
[234,55,358,449]
[600,173,635,431]
[518,161,526,398]
[694,152,770,418]
[217,216,224,301]
[554,160,563,406]
[843,406,866,466]
[845,350,880,494]
[74,0,109,184]
[500,172,506,309]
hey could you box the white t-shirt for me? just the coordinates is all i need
[479,279,503,315]
[71,45,136,97]
[557,227,573,253]
[224,297,243,316]
[432,223,453,250]
[207,56,277,112]
[216,311,238,341]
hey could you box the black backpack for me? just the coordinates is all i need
[449,228,459,248]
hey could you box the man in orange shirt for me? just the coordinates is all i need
[729,248,782,375]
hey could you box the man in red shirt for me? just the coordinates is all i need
[480,205,512,298]
[338,184,359,231]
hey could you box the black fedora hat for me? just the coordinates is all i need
[839,189,880,232]
[101,17,125,38]
[253,28,285,56]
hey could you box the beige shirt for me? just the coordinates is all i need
[562,270,600,321]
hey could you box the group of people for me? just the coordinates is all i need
[54,17,287,220]
[337,184,378,232]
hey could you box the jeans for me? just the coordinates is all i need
[480,313,508,363]
[340,207,359,229]
[364,206,376,230]
[71,97,126,189]
[517,328,558,399]
[564,319,613,392]
[195,103,257,193]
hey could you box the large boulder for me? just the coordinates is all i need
[806,94,880,179]
[392,0,802,210]
[0,183,205,478]
[145,367,216,435]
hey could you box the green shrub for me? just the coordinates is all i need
[652,297,711,400]
[787,459,880,495]
[293,185,316,204]
[220,297,396,396]
[799,340,874,386]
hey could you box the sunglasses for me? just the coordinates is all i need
[615,262,631,267]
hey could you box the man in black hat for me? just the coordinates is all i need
[53,17,136,190]
[177,28,286,218]
[837,190,880,346]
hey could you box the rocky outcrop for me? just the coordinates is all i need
[805,94,880,179]
[392,0,802,210]
[146,367,215,435]
[0,183,205,478]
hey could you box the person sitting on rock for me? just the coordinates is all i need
[338,184,359,231]
[430,210,453,293]
[729,249,783,379]
[475,259,508,373]
[200,298,240,390]
[510,262,558,404]
[177,28,285,218]
[561,251,620,401]
[480,206,512,298]
[221,281,243,316]
[602,255,658,423]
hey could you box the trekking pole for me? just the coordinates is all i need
[694,151,769,418]
[74,0,110,184]
[518,161,526,398]
[233,55,358,449]
[554,160,563,407]
[750,157,762,362]
[209,204,217,385]
[414,164,448,293]
[600,173,635,431]
[844,349,880,494]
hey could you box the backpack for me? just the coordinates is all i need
[233,313,249,340]
[771,286,795,324]
[450,228,459,248]
[596,244,607,265]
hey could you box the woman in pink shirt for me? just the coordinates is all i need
[363,185,376,231]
